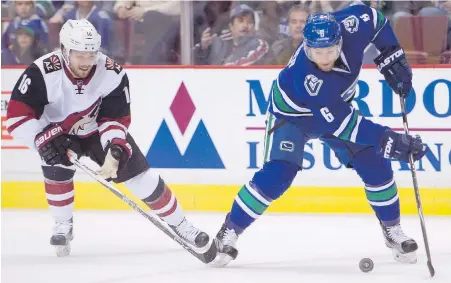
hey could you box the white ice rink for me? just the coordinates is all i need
[2,211,450,283]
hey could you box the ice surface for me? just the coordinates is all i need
[2,211,450,283]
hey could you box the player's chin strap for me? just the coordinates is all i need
[398,94,435,277]
[66,150,218,264]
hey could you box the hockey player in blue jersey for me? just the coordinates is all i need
[213,4,429,267]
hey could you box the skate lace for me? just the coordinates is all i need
[175,219,199,242]
[222,228,238,246]
[53,221,72,235]
[387,224,410,244]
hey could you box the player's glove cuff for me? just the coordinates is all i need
[374,46,412,98]
[379,130,428,162]
[107,138,132,171]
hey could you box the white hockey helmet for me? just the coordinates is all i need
[59,19,101,64]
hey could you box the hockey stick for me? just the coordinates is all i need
[399,97,435,277]
[67,151,218,264]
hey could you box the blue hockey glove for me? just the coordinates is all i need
[379,130,428,163]
[374,46,412,98]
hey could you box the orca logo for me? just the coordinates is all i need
[304,74,323,96]
[342,15,359,33]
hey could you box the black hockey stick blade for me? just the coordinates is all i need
[68,151,218,264]
[427,260,435,277]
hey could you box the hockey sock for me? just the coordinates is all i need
[365,178,400,226]
[124,170,185,227]
[45,179,74,222]
[227,161,298,234]
[228,182,273,234]
[350,147,400,227]
[143,178,184,227]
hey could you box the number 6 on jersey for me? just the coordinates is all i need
[320,107,334,122]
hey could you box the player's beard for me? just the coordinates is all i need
[317,62,334,72]
[70,64,93,79]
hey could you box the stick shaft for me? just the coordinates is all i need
[67,152,216,263]
[399,97,435,277]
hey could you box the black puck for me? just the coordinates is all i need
[359,258,374,273]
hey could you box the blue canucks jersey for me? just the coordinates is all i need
[270,5,400,146]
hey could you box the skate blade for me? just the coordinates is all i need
[210,253,233,268]
[54,244,71,257]
[392,249,417,264]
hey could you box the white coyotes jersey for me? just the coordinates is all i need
[6,51,131,150]
[37,51,125,136]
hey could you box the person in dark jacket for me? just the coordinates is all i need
[2,1,48,50]
[2,23,45,65]
[194,4,272,65]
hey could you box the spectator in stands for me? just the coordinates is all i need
[194,4,271,65]
[307,0,362,13]
[278,1,301,39]
[270,4,309,65]
[391,1,445,26]
[194,1,232,45]
[50,1,115,23]
[3,0,55,19]
[438,0,451,50]
[2,1,48,50]
[114,1,180,64]
[256,1,283,46]
[2,22,45,65]
[48,1,113,55]
[33,0,55,19]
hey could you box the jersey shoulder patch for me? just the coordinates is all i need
[42,54,62,74]
[341,15,359,33]
[105,57,123,74]
[304,74,323,96]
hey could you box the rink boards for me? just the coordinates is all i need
[1,66,450,215]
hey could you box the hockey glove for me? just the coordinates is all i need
[96,138,132,180]
[379,130,428,163]
[374,46,412,98]
[35,124,72,166]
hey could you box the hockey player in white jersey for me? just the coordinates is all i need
[6,19,210,257]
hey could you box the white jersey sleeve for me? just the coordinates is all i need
[6,62,49,150]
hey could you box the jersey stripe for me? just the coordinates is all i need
[333,108,360,141]
[341,77,359,102]
[271,79,313,117]
[263,113,275,162]
[371,7,378,30]
[350,115,363,143]
[370,8,388,42]
[273,82,301,114]
[376,10,386,31]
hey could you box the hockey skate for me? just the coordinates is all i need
[212,216,239,267]
[50,218,74,257]
[380,222,418,263]
[170,217,210,249]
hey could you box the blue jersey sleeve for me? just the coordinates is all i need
[355,4,400,51]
